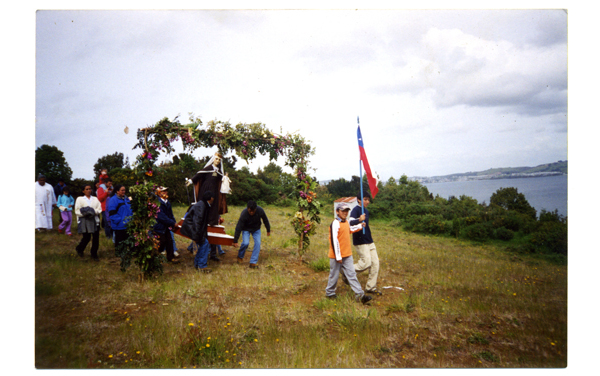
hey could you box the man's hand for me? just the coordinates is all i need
[336,260,342,264]
[232,243,239,248]
[359,214,366,221]
[267,232,271,237]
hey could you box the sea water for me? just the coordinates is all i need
[424,175,568,217]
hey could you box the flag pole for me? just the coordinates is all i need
[358,116,365,234]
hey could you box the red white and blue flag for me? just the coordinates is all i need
[357,124,379,198]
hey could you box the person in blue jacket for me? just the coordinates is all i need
[153,186,178,263]
[108,184,132,256]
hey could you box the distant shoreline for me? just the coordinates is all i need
[415,172,566,184]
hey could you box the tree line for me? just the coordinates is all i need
[36,144,567,258]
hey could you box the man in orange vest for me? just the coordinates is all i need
[325,203,373,305]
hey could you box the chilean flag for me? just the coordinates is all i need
[357,125,379,198]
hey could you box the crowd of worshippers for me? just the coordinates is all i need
[34,169,272,273]
[36,165,383,304]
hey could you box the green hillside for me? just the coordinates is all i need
[436,160,567,179]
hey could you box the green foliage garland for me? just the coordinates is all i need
[126,115,319,276]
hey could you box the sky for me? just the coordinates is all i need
[34,7,568,182]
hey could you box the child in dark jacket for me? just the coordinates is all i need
[153,187,178,262]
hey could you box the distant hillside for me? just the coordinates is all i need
[412,160,567,183]
[319,161,567,185]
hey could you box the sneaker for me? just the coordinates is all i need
[237,257,244,264]
[76,249,84,258]
[160,251,166,255]
[360,294,373,305]
[366,288,383,296]
[249,263,259,269]
[57,229,63,234]
[340,272,349,286]
[326,294,338,300]
[196,267,212,273]
[174,251,180,257]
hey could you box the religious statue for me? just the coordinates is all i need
[191,152,227,226]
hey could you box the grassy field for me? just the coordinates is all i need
[34,204,567,369]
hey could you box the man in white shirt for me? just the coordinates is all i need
[35,174,57,231]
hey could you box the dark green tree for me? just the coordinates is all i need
[94,152,126,178]
[326,175,363,198]
[490,187,537,219]
[35,144,73,185]
[257,162,296,199]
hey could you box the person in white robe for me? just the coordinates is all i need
[35,174,57,230]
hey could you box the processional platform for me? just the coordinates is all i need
[172,220,234,246]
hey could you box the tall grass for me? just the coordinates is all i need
[35,204,567,368]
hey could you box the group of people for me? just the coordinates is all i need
[326,194,381,305]
[35,170,134,261]
[36,166,382,305]
[34,164,272,272]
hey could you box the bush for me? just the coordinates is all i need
[494,227,515,241]
[505,243,536,254]
[530,222,568,255]
[539,209,566,224]
[461,222,493,241]
[403,203,441,217]
[403,214,449,235]
[451,218,463,238]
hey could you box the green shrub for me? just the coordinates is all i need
[451,218,463,238]
[530,221,568,255]
[539,209,566,223]
[494,227,515,241]
[403,214,449,235]
[461,222,493,241]
[505,243,536,254]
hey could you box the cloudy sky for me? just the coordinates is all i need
[34,7,568,182]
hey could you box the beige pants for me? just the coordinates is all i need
[354,243,379,291]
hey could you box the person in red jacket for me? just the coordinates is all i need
[97,178,113,239]
[325,203,372,305]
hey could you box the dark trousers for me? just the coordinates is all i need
[113,229,129,256]
[158,231,175,261]
[76,229,99,259]
[102,211,113,238]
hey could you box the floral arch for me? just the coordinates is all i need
[119,116,321,277]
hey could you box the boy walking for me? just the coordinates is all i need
[325,203,373,305]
